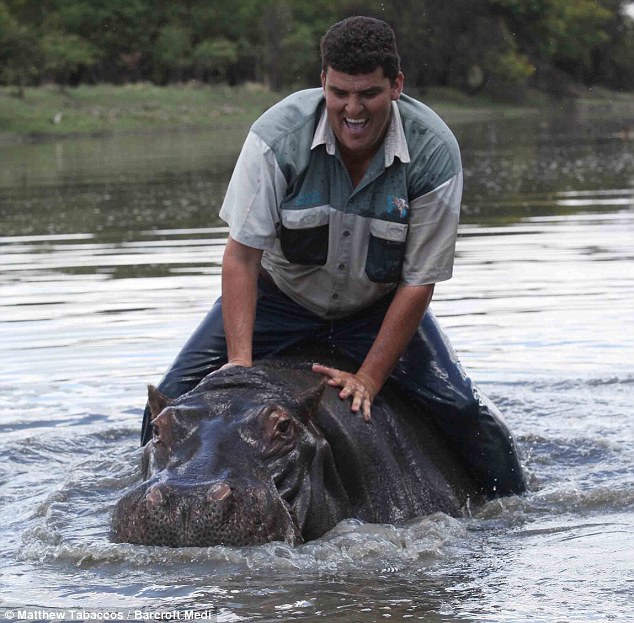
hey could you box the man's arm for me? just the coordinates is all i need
[316,167,463,419]
[313,282,434,420]
[221,236,263,367]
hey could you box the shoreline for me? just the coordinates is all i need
[2,83,633,145]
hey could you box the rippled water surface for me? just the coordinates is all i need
[1,104,633,622]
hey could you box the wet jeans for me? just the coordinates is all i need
[141,277,526,496]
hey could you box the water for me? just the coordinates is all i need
[1,104,633,622]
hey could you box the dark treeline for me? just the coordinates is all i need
[1,0,633,99]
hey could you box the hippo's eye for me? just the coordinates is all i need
[262,408,296,447]
[276,418,291,435]
[269,411,294,441]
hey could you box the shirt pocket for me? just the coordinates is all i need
[280,205,330,266]
[365,219,408,283]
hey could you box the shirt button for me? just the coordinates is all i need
[337,263,345,271]
[342,230,351,237]
[332,293,339,300]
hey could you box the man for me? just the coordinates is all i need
[140,16,526,497]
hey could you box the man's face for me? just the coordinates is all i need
[321,66,404,162]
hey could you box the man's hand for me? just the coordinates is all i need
[312,363,377,422]
[218,358,252,372]
[311,284,435,423]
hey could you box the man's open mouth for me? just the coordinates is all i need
[344,118,369,133]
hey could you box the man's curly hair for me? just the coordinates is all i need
[320,16,401,82]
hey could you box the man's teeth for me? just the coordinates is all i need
[346,118,367,125]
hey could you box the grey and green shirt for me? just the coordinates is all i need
[219,88,462,320]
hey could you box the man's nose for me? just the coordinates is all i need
[344,94,364,116]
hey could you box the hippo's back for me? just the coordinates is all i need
[260,356,477,523]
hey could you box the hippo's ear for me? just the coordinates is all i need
[296,380,327,421]
[147,385,172,418]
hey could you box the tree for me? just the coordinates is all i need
[0,0,631,95]
[152,24,192,84]
[589,0,634,90]
[41,31,96,86]
[489,0,612,94]
[52,0,155,83]
[0,1,42,96]
[192,37,238,83]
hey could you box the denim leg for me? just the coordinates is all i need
[140,278,325,445]
[393,312,526,496]
[332,308,526,496]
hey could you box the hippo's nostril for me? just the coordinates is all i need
[207,483,232,502]
[145,484,166,507]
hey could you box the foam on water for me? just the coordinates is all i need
[15,437,469,574]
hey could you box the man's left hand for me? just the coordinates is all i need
[311,363,377,422]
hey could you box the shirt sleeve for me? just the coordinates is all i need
[218,131,288,250]
[401,170,463,285]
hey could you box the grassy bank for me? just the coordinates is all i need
[1,82,632,142]
[0,83,285,141]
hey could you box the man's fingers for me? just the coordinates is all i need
[219,362,243,371]
[351,391,363,412]
[312,363,337,377]
[339,384,354,399]
[312,362,374,421]
[219,358,252,372]
[351,391,372,420]
[313,364,346,389]
[362,398,372,422]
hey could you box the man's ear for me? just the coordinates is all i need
[321,69,327,90]
[297,380,327,421]
[391,71,404,100]
[147,385,172,419]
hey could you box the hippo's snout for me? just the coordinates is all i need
[112,478,301,548]
[144,481,232,509]
[207,482,232,502]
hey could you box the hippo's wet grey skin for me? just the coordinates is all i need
[112,360,478,548]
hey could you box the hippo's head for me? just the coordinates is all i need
[112,365,350,547]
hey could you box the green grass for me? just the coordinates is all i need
[1,82,632,141]
[0,82,286,140]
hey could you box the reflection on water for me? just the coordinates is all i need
[444,208,634,378]
[1,104,633,621]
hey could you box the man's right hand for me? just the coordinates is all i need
[218,358,252,372]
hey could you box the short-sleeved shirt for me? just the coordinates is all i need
[219,88,462,320]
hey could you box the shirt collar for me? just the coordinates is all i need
[311,100,411,166]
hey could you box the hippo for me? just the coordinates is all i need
[112,356,483,547]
